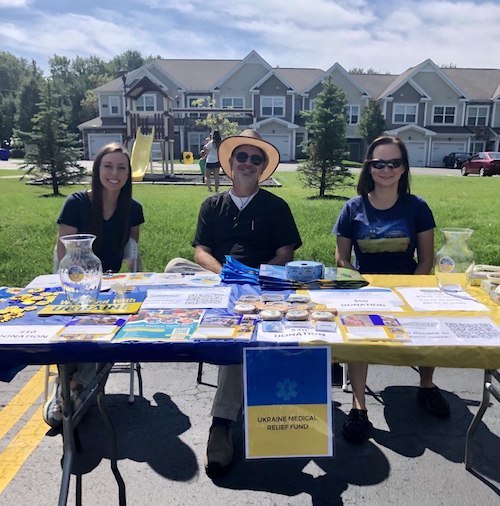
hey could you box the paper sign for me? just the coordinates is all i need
[244,346,333,459]
[0,325,64,344]
[308,289,404,313]
[141,287,231,309]
[395,287,489,312]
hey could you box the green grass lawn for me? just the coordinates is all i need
[0,171,498,287]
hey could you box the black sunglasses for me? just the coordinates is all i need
[369,159,403,170]
[235,151,264,166]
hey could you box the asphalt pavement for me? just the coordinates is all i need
[0,158,466,177]
[0,360,498,505]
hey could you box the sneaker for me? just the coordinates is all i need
[43,378,63,428]
[417,387,450,418]
[204,424,233,477]
[342,408,371,443]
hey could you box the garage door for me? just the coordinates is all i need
[431,142,466,167]
[88,134,123,159]
[261,134,291,161]
[405,141,425,167]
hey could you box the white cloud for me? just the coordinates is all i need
[0,0,30,7]
[0,0,499,73]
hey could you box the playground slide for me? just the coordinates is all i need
[131,126,155,182]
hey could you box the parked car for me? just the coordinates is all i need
[461,152,500,177]
[442,152,472,168]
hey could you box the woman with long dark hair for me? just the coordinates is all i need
[44,142,145,428]
[203,130,222,192]
[333,135,449,443]
[56,142,144,271]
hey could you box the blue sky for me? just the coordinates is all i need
[1,0,499,74]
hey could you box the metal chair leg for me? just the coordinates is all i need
[465,369,500,470]
[128,363,135,404]
[196,362,204,384]
[342,363,349,392]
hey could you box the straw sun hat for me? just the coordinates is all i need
[217,129,280,183]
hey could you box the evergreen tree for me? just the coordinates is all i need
[20,79,86,196]
[298,76,353,198]
[358,99,386,144]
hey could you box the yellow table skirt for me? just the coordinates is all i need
[317,275,500,369]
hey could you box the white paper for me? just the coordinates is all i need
[0,325,64,344]
[150,272,221,287]
[397,316,500,346]
[256,322,343,343]
[308,288,404,313]
[141,287,232,309]
[395,287,489,312]
[24,274,61,290]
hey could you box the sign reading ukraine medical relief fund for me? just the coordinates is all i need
[243,346,333,459]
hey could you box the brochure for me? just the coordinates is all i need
[113,309,205,342]
[258,264,369,290]
[38,292,146,316]
[338,314,410,342]
[193,313,256,340]
[52,315,129,341]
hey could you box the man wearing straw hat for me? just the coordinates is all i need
[192,129,302,476]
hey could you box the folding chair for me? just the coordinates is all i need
[45,237,143,404]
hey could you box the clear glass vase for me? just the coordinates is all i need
[435,228,474,293]
[58,234,102,306]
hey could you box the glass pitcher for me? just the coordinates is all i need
[435,228,474,293]
[58,234,102,306]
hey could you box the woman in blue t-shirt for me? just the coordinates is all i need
[43,142,145,428]
[333,135,449,443]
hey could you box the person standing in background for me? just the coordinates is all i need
[203,130,222,192]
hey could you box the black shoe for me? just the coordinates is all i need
[342,408,371,443]
[417,387,450,418]
[204,424,233,477]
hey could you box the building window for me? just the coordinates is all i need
[109,96,120,115]
[346,105,359,124]
[309,99,316,110]
[136,94,156,112]
[466,106,488,126]
[188,96,210,117]
[393,104,417,123]
[433,105,455,124]
[471,141,485,153]
[222,97,244,109]
[261,96,285,117]
[189,132,210,157]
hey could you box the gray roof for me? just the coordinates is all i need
[441,68,500,101]
[92,57,500,106]
[275,67,325,93]
[350,73,398,99]
[156,59,239,92]
[94,77,123,93]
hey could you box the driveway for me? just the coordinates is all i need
[1,159,462,177]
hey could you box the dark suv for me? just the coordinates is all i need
[442,152,472,169]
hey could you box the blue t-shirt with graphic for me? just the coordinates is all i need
[333,194,435,274]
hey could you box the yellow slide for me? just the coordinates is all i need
[131,126,155,182]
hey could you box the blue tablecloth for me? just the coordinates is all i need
[0,284,291,382]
